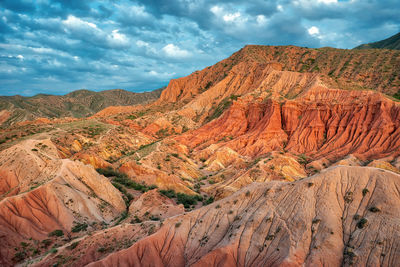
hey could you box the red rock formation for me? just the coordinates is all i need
[178,87,400,162]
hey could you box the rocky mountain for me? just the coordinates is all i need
[0,44,399,266]
[0,88,164,127]
[355,32,400,50]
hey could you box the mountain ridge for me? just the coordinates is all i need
[0,88,164,127]
[355,32,400,50]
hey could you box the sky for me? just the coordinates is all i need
[0,0,399,96]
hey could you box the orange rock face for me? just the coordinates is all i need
[178,87,400,163]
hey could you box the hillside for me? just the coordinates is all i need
[355,32,400,50]
[92,166,400,267]
[0,44,400,266]
[0,88,164,127]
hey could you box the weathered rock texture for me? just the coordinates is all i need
[178,87,400,162]
[90,166,400,267]
[0,139,125,265]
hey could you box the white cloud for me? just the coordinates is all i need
[148,70,176,79]
[16,55,24,60]
[136,40,149,48]
[108,29,129,47]
[210,6,223,16]
[162,44,191,58]
[63,15,98,31]
[256,15,267,26]
[277,5,283,11]
[317,0,337,4]
[308,26,320,35]
[223,12,241,22]
[294,0,337,6]
[210,5,248,26]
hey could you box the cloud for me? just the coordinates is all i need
[0,0,399,96]
[308,26,320,35]
[162,44,191,58]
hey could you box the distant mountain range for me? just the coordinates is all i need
[0,88,164,126]
[355,32,400,50]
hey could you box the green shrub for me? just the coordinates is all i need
[67,241,79,250]
[297,154,309,165]
[362,188,369,196]
[158,189,177,198]
[357,218,368,229]
[71,222,88,233]
[97,247,107,253]
[203,196,214,205]
[48,230,64,237]
[368,206,381,213]
[131,215,142,223]
[113,175,156,193]
[150,215,160,221]
[41,239,52,247]
[177,193,203,208]
[13,251,27,262]
[96,167,122,178]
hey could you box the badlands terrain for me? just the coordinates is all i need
[0,42,400,266]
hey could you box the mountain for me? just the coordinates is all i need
[0,88,164,127]
[0,44,400,266]
[355,32,400,50]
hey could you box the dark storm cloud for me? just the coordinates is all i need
[0,0,399,96]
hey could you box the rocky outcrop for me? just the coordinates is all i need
[90,166,400,266]
[178,87,400,163]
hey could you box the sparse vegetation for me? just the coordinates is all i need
[158,189,177,198]
[71,222,88,233]
[203,196,214,205]
[357,218,368,229]
[96,167,157,193]
[368,206,381,213]
[298,153,309,165]
[205,95,240,122]
[362,188,369,196]
[48,229,64,237]
[177,193,203,209]
[67,241,79,250]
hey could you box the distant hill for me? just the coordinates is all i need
[354,32,400,50]
[0,88,164,126]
